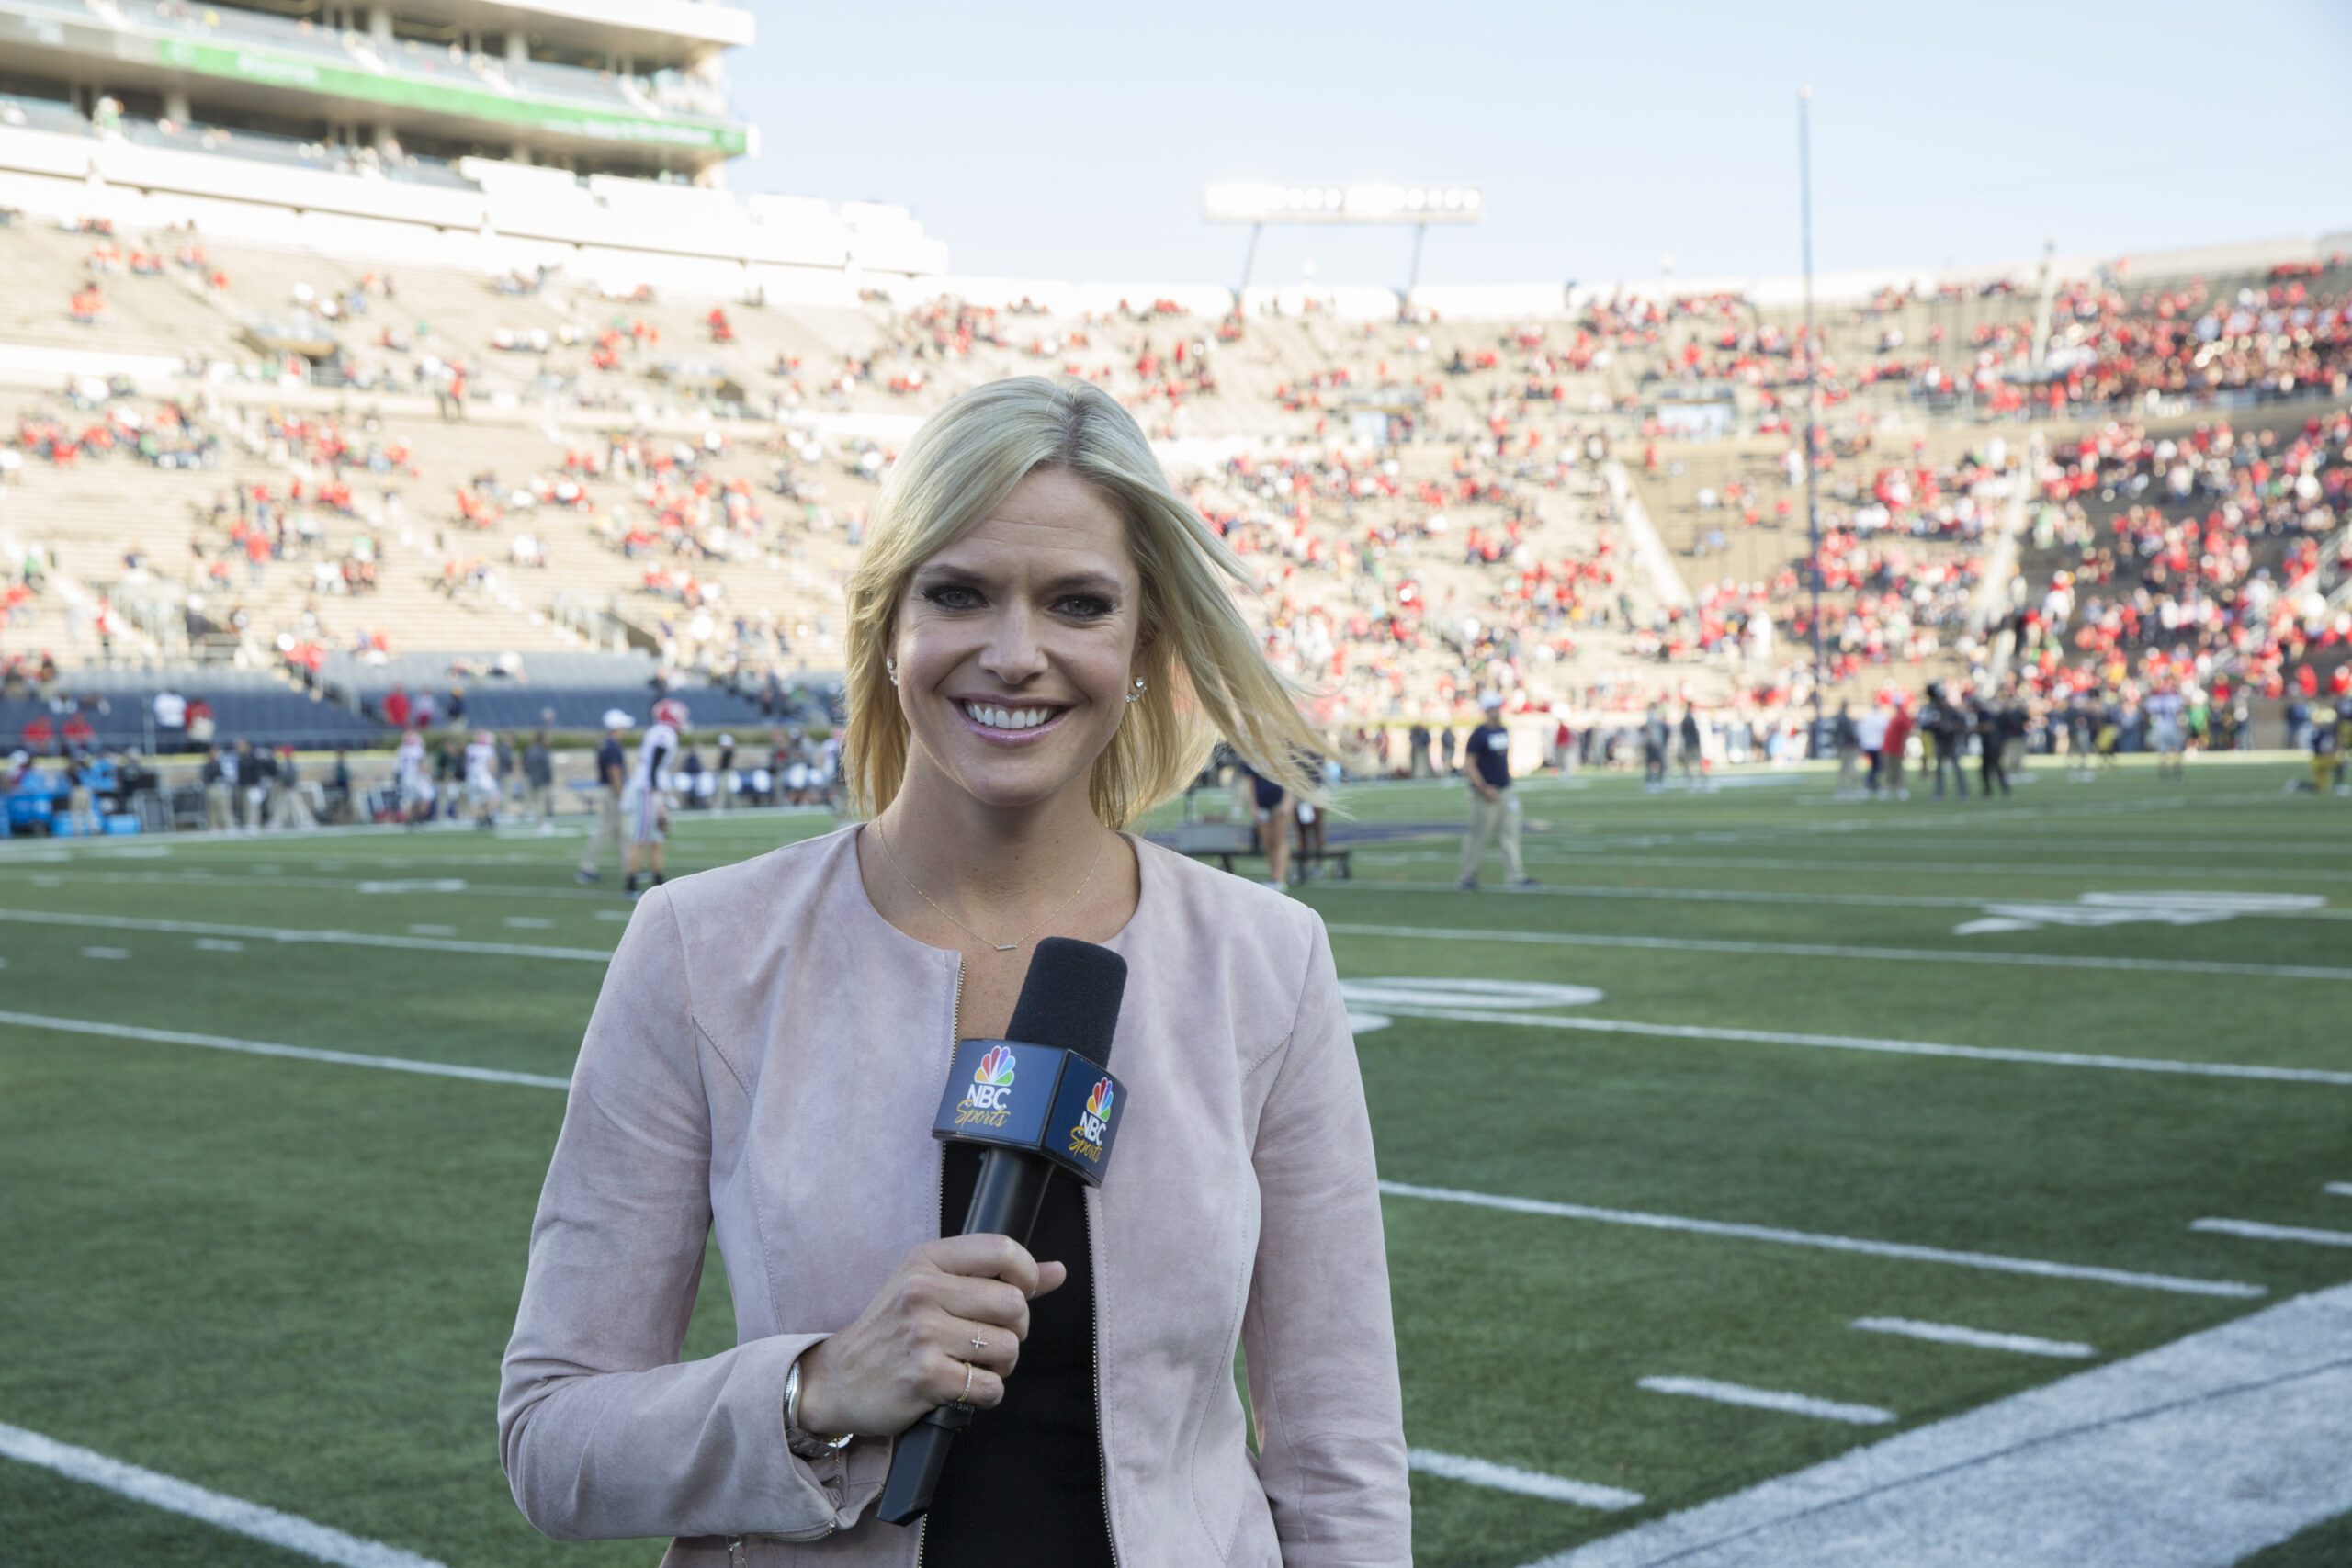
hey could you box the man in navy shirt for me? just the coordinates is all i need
[576,709,630,884]
[1458,693,1537,890]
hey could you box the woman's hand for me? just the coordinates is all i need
[792,1235,1067,1439]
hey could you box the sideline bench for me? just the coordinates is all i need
[1158,820,1351,882]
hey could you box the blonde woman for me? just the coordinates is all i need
[500,377,1409,1567]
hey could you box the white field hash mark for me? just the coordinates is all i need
[1638,1376,1896,1426]
[1408,1449,1643,1510]
[2192,1218,2352,1247]
[80,946,130,960]
[1377,1181,2265,1298]
[2324,1182,2352,1199]
[0,1420,447,1568]
[1850,1317,2095,1359]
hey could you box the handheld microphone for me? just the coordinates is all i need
[875,937,1129,1528]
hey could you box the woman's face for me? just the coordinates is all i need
[892,467,1144,815]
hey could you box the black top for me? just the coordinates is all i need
[1467,720,1512,788]
[923,1140,1114,1567]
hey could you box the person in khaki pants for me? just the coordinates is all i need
[1458,693,1537,890]
[575,710,630,884]
[200,743,235,830]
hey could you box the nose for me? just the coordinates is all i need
[976,600,1048,686]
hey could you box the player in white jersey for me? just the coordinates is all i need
[2144,682,2187,782]
[464,729,501,827]
[815,729,841,807]
[394,728,433,826]
[623,697,686,895]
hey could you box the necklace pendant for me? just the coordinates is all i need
[993,942,1019,952]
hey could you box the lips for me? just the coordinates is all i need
[954,697,1072,742]
[960,700,1058,730]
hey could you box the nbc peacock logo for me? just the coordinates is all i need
[1069,1074,1114,1161]
[956,1044,1017,1128]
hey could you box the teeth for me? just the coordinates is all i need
[966,702,1052,730]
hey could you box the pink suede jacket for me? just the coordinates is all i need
[498,826,1410,1566]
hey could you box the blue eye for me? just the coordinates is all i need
[1057,595,1114,618]
[922,585,981,610]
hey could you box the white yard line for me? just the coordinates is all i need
[0,1012,573,1090]
[1331,874,1991,909]
[1376,1181,2264,1299]
[1636,1377,1895,1426]
[1324,877,2352,922]
[1528,1283,2352,1568]
[1478,850,2352,884]
[2326,1182,2352,1199]
[2191,1218,2352,1247]
[1408,1450,1644,1510]
[0,865,616,902]
[1324,922,2352,982]
[1358,1002,2352,1087]
[1849,1318,2094,1359]
[0,1420,447,1568]
[0,908,609,963]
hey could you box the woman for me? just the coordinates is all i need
[499,377,1409,1567]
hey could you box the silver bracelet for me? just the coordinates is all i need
[784,1359,854,1454]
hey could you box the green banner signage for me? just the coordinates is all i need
[153,38,747,155]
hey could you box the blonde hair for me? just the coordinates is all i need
[843,376,1324,828]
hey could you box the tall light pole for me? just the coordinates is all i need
[1799,85,1825,740]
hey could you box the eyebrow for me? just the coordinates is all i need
[913,563,1126,596]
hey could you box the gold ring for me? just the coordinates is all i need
[959,1360,976,1403]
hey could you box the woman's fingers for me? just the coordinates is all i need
[933,1351,1005,1409]
[1032,1259,1069,1297]
[924,1233,1046,1298]
[938,1314,1020,1376]
[901,1269,1033,1340]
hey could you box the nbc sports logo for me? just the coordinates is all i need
[1071,1075,1114,1152]
[958,1045,1016,1118]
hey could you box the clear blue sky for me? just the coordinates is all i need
[728,0,2352,288]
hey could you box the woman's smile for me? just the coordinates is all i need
[951,696,1075,743]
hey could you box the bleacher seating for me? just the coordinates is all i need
[0,664,380,750]
[4,187,2346,761]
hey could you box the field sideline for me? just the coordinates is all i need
[3,761,2350,1567]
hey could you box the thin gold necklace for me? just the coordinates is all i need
[873,818,1108,952]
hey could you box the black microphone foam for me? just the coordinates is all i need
[1004,936,1126,1067]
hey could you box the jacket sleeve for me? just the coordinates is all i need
[497,887,867,1542]
[1241,918,1413,1566]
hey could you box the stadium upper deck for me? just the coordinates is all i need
[0,0,750,180]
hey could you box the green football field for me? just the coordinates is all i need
[3,759,2349,1567]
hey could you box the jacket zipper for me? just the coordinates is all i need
[1086,1190,1119,1567]
[914,953,965,1568]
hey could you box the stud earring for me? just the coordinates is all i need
[1124,676,1147,705]
[886,658,899,687]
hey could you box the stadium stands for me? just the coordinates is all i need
[2,91,2347,768]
